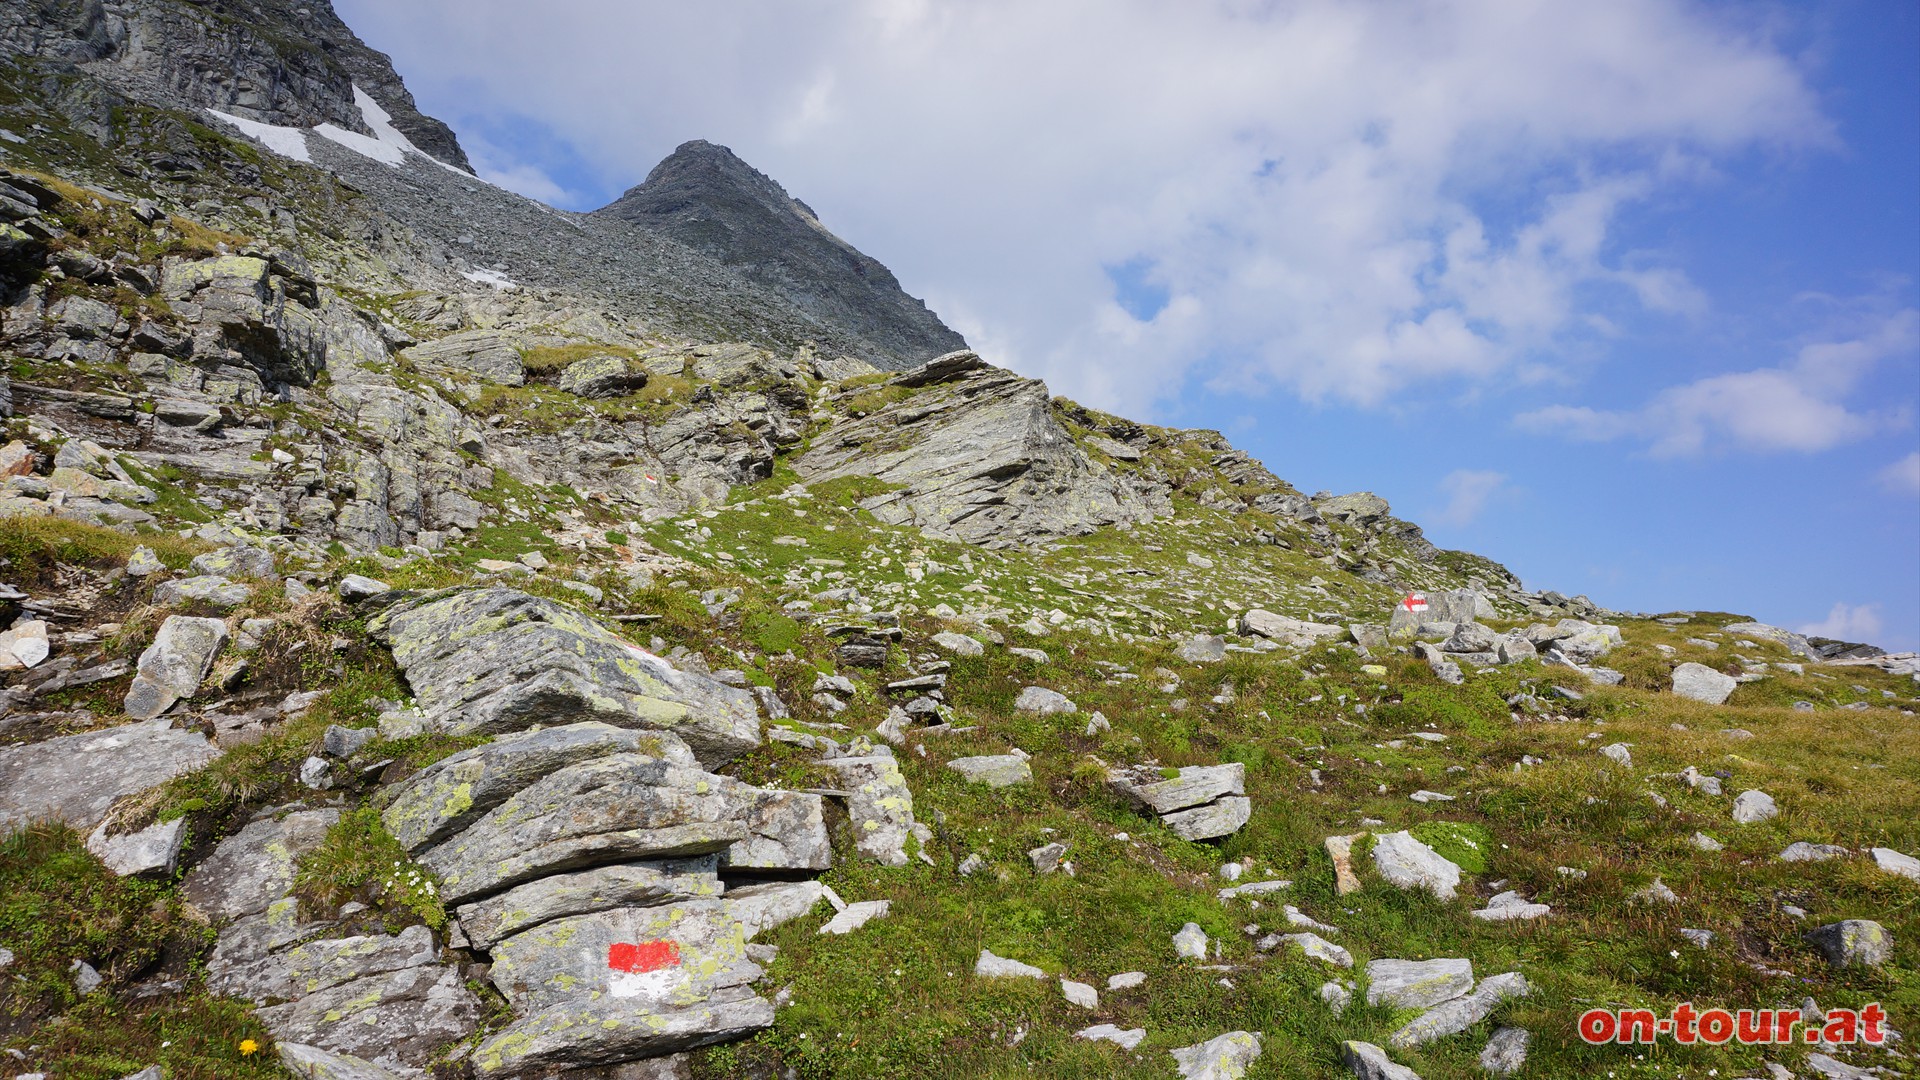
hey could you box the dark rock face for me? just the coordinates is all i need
[598,141,966,370]
[0,0,471,170]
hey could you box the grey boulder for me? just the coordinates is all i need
[1804,920,1893,969]
[1238,609,1345,647]
[1342,1040,1422,1080]
[1013,686,1076,714]
[124,615,228,719]
[1371,831,1463,899]
[558,355,647,398]
[181,809,341,923]
[1366,958,1474,1009]
[1389,972,1530,1049]
[820,751,919,867]
[86,816,187,877]
[1479,1027,1529,1075]
[1672,662,1738,704]
[1170,1031,1261,1080]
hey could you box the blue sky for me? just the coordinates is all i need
[337,0,1920,648]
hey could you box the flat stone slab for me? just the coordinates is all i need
[382,721,701,852]
[454,857,723,949]
[947,754,1033,787]
[0,719,220,831]
[975,949,1045,978]
[1366,958,1474,1009]
[1076,1023,1146,1049]
[257,963,481,1072]
[418,754,755,905]
[1013,686,1076,713]
[370,588,762,767]
[818,900,890,935]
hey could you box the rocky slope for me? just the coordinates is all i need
[0,3,1913,1080]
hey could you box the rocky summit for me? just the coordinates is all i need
[0,3,1913,1080]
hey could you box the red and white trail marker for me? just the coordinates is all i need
[1401,594,1429,613]
[607,940,681,997]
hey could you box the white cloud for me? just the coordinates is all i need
[335,0,1831,416]
[1798,602,1884,643]
[1515,308,1919,456]
[1433,469,1510,528]
[1879,451,1920,495]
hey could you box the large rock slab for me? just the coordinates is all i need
[722,787,832,873]
[820,751,917,867]
[182,808,340,923]
[86,817,187,877]
[793,364,1168,547]
[277,1042,414,1080]
[402,329,524,386]
[210,923,438,1001]
[371,589,761,766]
[1721,622,1816,659]
[455,858,724,949]
[1672,662,1738,704]
[472,891,805,1076]
[380,722,701,853]
[124,615,229,720]
[418,753,754,905]
[0,719,220,831]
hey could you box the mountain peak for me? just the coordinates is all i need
[597,140,966,368]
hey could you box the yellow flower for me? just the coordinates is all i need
[239,1038,259,1056]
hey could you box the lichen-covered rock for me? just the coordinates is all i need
[1389,971,1530,1048]
[1805,920,1893,969]
[472,986,772,1077]
[1170,1030,1261,1080]
[1365,958,1474,1009]
[85,817,187,877]
[255,963,479,1072]
[947,754,1033,787]
[820,751,918,867]
[381,722,701,852]
[190,544,276,580]
[124,615,228,719]
[1237,609,1345,647]
[182,808,340,923]
[455,858,724,949]
[371,588,761,767]
[1342,1040,1422,1080]
[418,753,756,905]
[152,574,253,608]
[402,329,524,385]
[276,1042,413,1080]
[0,718,220,831]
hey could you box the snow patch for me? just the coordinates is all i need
[206,110,311,162]
[352,85,421,155]
[460,268,519,291]
[311,123,405,166]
